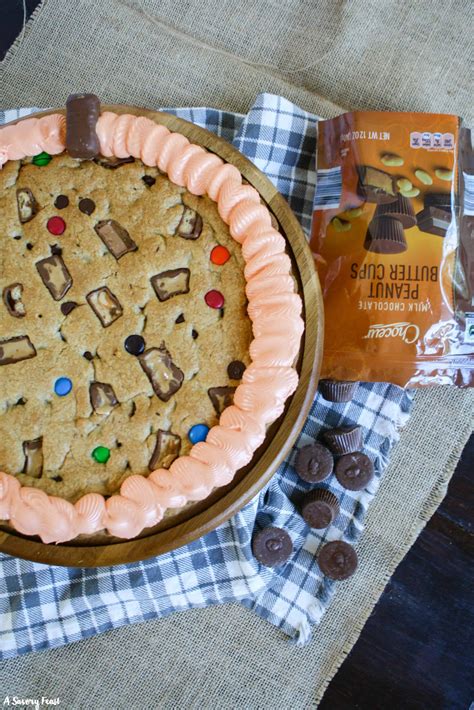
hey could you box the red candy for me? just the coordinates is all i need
[210,245,230,265]
[205,290,225,309]
[47,216,66,235]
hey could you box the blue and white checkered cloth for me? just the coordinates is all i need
[0,94,413,658]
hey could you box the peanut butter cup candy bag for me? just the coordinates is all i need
[311,112,474,387]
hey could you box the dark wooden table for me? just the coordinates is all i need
[2,5,473,708]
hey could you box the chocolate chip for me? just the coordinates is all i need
[13,235,21,240]
[66,93,101,159]
[51,475,63,482]
[0,335,37,366]
[151,268,190,302]
[90,381,118,413]
[318,541,358,580]
[83,351,94,361]
[94,220,137,260]
[93,156,135,169]
[16,188,39,223]
[86,287,123,327]
[22,437,43,478]
[252,527,293,567]
[16,397,26,406]
[139,344,184,402]
[54,194,69,209]
[36,254,73,301]
[26,243,33,250]
[208,386,236,416]
[192,329,199,339]
[149,429,181,470]
[301,490,340,529]
[79,198,96,215]
[177,207,203,240]
[60,301,78,316]
[175,313,185,324]
[130,401,137,417]
[124,334,146,356]
[142,175,156,187]
[227,360,245,380]
[50,244,62,256]
[295,443,333,483]
[3,283,26,318]
[335,452,374,491]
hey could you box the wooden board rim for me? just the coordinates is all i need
[0,105,323,566]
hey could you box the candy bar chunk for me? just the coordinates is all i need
[22,437,43,478]
[424,192,456,214]
[148,429,181,470]
[94,220,138,260]
[86,287,123,327]
[3,283,26,318]
[89,381,118,413]
[151,268,190,302]
[416,206,451,237]
[36,255,73,301]
[16,188,39,223]
[0,335,36,365]
[208,386,236,416]
[93,156,135,169]
[66,93,100,159]
[357,165,397,203]
[138,345,184,402]
[177,207,203,239]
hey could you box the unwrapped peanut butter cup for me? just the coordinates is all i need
[319,379,357,403]
[301,489,339,529]
[364,215,407,254]
[322,425,363,455]
[295,443,333,483]
[318,540,358,580]
[373,194,416,228]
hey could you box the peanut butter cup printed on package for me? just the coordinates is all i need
[0,95,304,543]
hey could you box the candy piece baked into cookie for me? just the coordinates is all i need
[0,94,304,543]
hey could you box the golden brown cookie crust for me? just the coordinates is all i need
[0,156,252,501]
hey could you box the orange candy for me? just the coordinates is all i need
[210,245,230,265]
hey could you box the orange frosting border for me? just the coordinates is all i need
[0,112,304,543]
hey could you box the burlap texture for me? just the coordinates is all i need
[1,1,473,706]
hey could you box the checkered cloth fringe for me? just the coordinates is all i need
[0,95,412,658]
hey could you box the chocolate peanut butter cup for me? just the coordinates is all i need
[295,443,333,483]
[335,452,374,491]
[252,526,293,567]
[364,215,407,254]
[357,165,397,204]
[318,540,358,580]
[319,379,357,403]
[373,194,416,228]
[301,489,339,529]
[322,425,363,455]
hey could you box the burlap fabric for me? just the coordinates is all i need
[1,1,473,706]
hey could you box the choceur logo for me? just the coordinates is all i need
[363,322,420,345]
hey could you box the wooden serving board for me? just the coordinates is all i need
[0,105,324,567]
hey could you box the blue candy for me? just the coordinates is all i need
[54,377,72,396]
[188,423,209,444]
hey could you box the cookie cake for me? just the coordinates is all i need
[0,95,304,544]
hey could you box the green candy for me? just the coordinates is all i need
[92,446,111,464]
[32,151,52,166]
